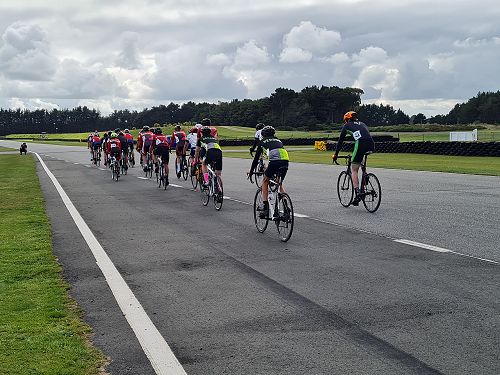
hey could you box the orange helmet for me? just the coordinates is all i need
[343,111,357,122]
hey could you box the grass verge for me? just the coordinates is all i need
[0,146,15,151]
[227,150,500,176]
[0,154,106,374]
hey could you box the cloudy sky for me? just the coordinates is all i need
[0,0,499,116]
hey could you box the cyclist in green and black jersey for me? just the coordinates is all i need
[195,126,222,187]
[332,111,375,205]
[248,126,289,218]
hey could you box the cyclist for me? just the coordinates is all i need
[124,128,135,164]
[195,125,222,188]
[91,132,101,163]
[248,125,289,218]
[107,132,122,166]
[20,142,27,155]
[332,111,375,206]
[152,128,170,185]
[187,127,198,158]
[117,130,129,171]
[249,123,265,154]
[87,132,94,161]
[101,132,110,165]
[137,125,154,172]
[171,125,187,178]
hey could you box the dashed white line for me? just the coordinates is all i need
[393,239,451,253]
[170,184,182,188]
[73,162,80,165]
[98,168,106,171]
[294,213,309,218]
[34,152,186,375]
[137,176,149,180]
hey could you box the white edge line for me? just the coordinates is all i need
[34,152,187,375]
[170,184,182,188]
[137,176,149,180]
[98,168,106,171]
[393,239,451,253]
[73,162,80,165]
[294,213,309,218]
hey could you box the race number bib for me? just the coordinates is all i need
[352,130,362,141]
[111,143,117,148]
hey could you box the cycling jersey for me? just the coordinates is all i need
[334,120,375,163]
[172,130,186,145]
[197,135,221,151]
[250,129,263,153]
[107,138,122,159]
[91,135,101,145]
[125,133,134,143]
[187,132,198,149]
[137,131,154,152]
[153,134,169,149]
[250,137,289,176]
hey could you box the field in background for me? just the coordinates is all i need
[229,150,500,176]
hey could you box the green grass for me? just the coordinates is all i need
[227,150,500,176]
[0,155,105,374]
[0,146,15,151]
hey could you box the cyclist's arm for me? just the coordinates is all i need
[249,137,259,153]
[249,146,263,174]
[334,125,348,156]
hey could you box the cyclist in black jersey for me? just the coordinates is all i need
[332,111,375,206]
[248,126,289,218]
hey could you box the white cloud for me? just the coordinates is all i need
[352,46,388,68]
[279,47,312,63]
[234,40,270,66]
[283,21,341,53]
[206,53,231,66]
[320,52,350,64]
[116,32,141,69]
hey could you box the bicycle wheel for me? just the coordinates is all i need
[253,188,268,233]
[111,162,116,180]
[337,171,353,207]
[276,193,294,242]
[362,173,382,213]
[158,165,163,188]
[213,176,223,211]
[148,161,153,178]
[115,163,120,181]
[255,162,265,188]
[201,178,210,206]
[182,158,189,180]
[190,165,199,189]
[175,159,181,179]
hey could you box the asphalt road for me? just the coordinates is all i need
[2,139,499,374]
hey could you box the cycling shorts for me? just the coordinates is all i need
[110,148,121,159]
[142,145,150,154]
[352,140,375,164]
[203,148,222,171]
[265,160,288,180]
[176,142,186,156]
[154,146,170,162]
[122,146,129,156]
[190,147,196,157]
[92,143,101,150]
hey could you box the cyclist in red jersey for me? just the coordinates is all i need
[107,132,122,162]
[137,125,154,172]
[171,125,187,178]
[151,128,170,185]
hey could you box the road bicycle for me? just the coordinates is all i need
[110,155,120,181]
[92,147,101,166]
[334,153,381,213]
[200,162,223,211]
[249,151,266,188]
[156,155,168,190]
[190,161,203,190]
[128,146,135,167]
[252,167,294,242]
[120,150,129,175]
[143,152,153,178]
[175,153,189,180]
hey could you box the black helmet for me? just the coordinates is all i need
[200,118,211,126]
[114,128,120,133]
[256,123,265,130]
[261,125,275,138]
[143,125,150,132]
[174,125,181,131]
[155,128,162,135]
[201,126,212,136]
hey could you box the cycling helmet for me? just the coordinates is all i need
[114,128,120,133]
[155,128,162,135]
[124,128,130,133]
[256,123,265,130]
[111,132,118,138]
[261,125,275,138]
[94,131,99,136]
[174,125,181,131]
[107,131,112,136]
[201,126,212,136]
[195,123,202,129]
[190,127,197,133]
[200,118,211,126]
[343,111,357,122]
[142,125,150,132]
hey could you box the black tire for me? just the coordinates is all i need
[175,159,180,179]
[253,188,268,233]
[362,173,382,213]
[115,163,120,181]
[214,176,223,211]
[337,171,353,207]
[190,166,199,190]
[255,162,265,188]
[182,158,189,180]
[201,180,210,206]
[148,161,153,178]
[276,193,294,242]
[158,166,163,188]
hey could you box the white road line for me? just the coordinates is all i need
[34,152,187,375]
[224,197,252,206]
[170,184,182,188]
[223,195,231,199]
[83,165,91,168]
[393,239,451,253]
[99,168,106,171]
[137,176,149,180]
[294,213,309,218]
[74,162,80,165]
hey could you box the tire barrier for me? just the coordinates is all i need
[325,141,500,156]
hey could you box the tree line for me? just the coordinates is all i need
[1,87,499,136]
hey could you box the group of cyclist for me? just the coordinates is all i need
[86,110,373,214]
